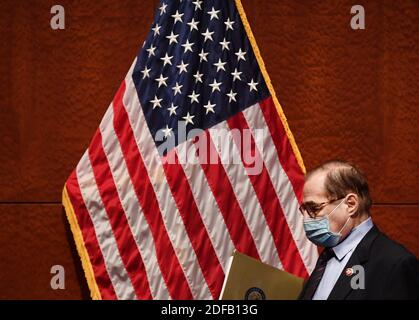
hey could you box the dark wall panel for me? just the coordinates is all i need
[0,205,89,299]
[372,206,419,256]
[0,0,156,202]
[242,0,419,203]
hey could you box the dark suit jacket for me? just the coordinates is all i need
[299,226,419,300]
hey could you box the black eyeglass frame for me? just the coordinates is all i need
[299,197,345,219]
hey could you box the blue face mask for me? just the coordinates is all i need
[303,198,350,248]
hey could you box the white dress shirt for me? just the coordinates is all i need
[312,217,374,300]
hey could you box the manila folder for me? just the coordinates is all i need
[220,250,305,300]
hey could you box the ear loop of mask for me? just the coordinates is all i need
[328,198,350,236]
[337,216,351,235]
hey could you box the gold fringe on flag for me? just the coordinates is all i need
[235,0,306,173]
[62,186,102,300]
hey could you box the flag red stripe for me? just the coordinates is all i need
[227,111,308,277]
[163,149,225,299]
[194,131,261,260]
[88,130,152,299]
[259,97,305,201]
[112,80,194,299]
[242,102,316,274]
[65,170,117,299]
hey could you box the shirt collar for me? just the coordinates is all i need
[332,217,373,261]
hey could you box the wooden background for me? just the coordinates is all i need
[0,0,417,299]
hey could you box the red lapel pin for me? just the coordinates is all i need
[345,267,354,276]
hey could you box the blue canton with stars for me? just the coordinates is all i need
[132,0,269,154]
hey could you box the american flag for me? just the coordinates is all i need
[63,0,318,300]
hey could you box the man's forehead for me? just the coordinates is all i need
[303,171,328,201]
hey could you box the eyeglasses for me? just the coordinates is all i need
[299,197,345,219]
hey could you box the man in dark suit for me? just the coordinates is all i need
[298,160,419,300]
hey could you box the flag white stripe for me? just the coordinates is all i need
[176,139,236,273]
[123,72,213,299]
[208,122,283,268]
[99,104,171,299]
[242,104,318,273]
[76,151,136,299]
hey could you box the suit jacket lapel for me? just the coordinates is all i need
[328,225,381,300]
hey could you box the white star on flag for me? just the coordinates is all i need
[188,91,200,104]
[203,101,216,114]
[247,79,258,92]
[235,48,246,61]
[155,74,168,88]
[177,61,188,74]
[202,28,214,42]
[187,18,199,31]
[168,103,178,116]
[166,31,179,45]
[209,79,222,92]
[182,112,195,125]
[214,59,226,72]
[193,71,204,83]
[162,125,173,137]
[198,49,209,62]
[181,40,194,53]
[172,82,182,96]
[141,66,151,79]
[231,68,242,81]
[226,89,237,102]
[159,3,167,15]
[171,10,184,24]
[160,53,173,66]
[146,45,156,57]
[152,23,161,36]
[150,95,162,109]
[192,0,202,10]
[224,18,234,30]
[207,7,220,20]
[220,38,230,51]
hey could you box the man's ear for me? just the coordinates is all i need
[345,193,359,216]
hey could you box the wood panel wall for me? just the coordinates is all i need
[0,0,417,299]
